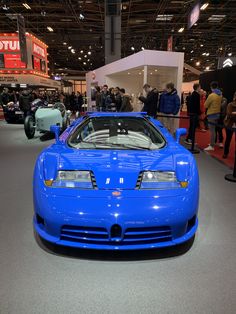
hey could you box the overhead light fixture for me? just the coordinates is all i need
[79,13,85,20]
[63,42,67,45]
[156,14,173,21]
[205,66,210,71]
[202,52,206,56]
[78,57,82,60]
[88,51,92,55]
[228,52,232,56]
[131,46,135,51]
[41,10,46,16]
[84,55,87,58]
[200,44,204,47]
[80,50,83,53]
[191,50,194,53]
[47,26,54,32]
[206,53,209,56]
[128,72,130,75]
[141,47,145,51]
[22,3,31,10]
[196,61,200,66]
[83,62,86,65]
[71,49,75,53]
[178,27,184,33]
[200,3,209,11]
[208,15,226,23]
[138,72,142,75]
[68,46,72,50]
[2,4,9,10]
[155,69,157,72]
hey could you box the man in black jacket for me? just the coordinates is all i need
[19,90,33,119]
[185,83,201,145]
[138,84,159,117]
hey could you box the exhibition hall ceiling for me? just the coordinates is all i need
[0,0,235,77]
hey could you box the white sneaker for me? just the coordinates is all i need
[204,145,214,151]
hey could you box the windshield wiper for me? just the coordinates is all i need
[80,140,151,150]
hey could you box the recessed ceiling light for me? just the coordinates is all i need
[88,51,91,55]
[156,14,173,21]
[128,72,130,75]
[196,61,200,66]
[83,62,86,65]
[200,44,204,47]
[63,42,67,45]
[78,57,82,60]
[178,27,184,33]
[47,26,54,32]
[228,52,232,56]
[68,46,72,49]
[23,3,31,10]
[80,50,83,53]
[200,3,209,11]
[155,69,157,72]
[131,47,135,51]
[79,13,85,20]
[205,66,210,71]
[191,50,194,53]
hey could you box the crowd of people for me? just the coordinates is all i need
[1,81,235,158]
[0,88,87,115]
[184,81,236,159]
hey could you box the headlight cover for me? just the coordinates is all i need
[46,170,94,189]
[140,171,187,189]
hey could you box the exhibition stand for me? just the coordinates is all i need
[86,49,184,112]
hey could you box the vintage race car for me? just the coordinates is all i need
[24,100,70,139]
[33,112,199,250]
[3,101,24,123]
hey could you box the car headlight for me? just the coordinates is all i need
[140,171,188,189]
[45,170,94,189]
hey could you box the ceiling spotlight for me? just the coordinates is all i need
[78,57,82,60]
[200,3,209,11]
[47,26,54,32]
[131,47,135,51]
[178,27,184,33]
[191,50,194,53]
[2,4,9,10]
[228,52,232,56]
[23,3,31,10]
[83,62,86,65]
[88,51,91,55]
[128,72,130,75]
[68,46,72,49]
[205,66,210,70]
[63,42,67,45]
[84,55,87,58]
[196,61,200,66]
[80,50,83,53]
[155,69,157,72]
[71,49,75,53]
[41,10,46,16]
[200,44,204,47]
[79,13,85,20]
[141,47,145,51]
[88,59,90,61]
[138,72,142,75]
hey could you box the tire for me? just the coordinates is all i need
[62,116,70,132]
[24,116,36,139]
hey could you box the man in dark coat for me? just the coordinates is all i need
[159,82,180,134]
[138,84,159,118]
[19,90,33,118]
[185,83,201,145]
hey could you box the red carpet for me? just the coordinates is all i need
[179,113,235,169]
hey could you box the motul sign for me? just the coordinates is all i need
[33,43,45,58]
[0,40,20,52]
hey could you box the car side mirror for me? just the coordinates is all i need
[50,125,61,144]
[175,128,187,143]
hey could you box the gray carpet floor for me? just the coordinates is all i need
[0,121,235,314]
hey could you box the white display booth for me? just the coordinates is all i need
[86,49,184,111]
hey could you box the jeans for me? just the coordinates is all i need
[208,117,219,146]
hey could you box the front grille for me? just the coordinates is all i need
[60,225,172,246]
[61,225,109,243]
[123,226,172,244]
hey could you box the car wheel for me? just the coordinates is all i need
[24,116,36,139]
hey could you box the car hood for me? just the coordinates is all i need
[43,145,190,189]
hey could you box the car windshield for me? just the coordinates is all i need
[68,116,166,150]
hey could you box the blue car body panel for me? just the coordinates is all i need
[33,112,199,250]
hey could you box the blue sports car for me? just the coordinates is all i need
[33,112,199,250]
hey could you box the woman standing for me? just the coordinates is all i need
[223,92,236,159]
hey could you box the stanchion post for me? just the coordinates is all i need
[225,128,236,182]
[189,114,200,154]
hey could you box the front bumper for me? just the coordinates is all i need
[33,188,199,250]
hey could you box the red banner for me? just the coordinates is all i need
[33,42,46,59]
[4,54,26,68]
[33,56,41,71]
